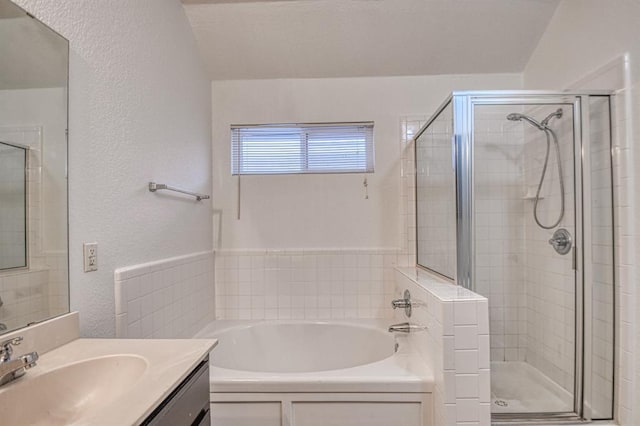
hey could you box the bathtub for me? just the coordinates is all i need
[194,319,434,426]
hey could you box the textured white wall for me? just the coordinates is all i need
[212,74,522,250]
[12,0,213,337]
[524,0,640,422]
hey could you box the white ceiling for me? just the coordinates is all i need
[183,0,560,80]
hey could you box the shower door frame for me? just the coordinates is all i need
[449,90,613,423]
[0,140,30,271]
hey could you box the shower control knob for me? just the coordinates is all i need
[549,228,572,255]
[391,289,412,317]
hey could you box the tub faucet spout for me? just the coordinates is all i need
[388,322,427,333]
[388,322,411,333]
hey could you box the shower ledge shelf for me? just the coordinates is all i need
[522,189,544,200]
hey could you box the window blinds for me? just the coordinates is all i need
[231,122,374,175]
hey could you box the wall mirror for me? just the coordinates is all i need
[0,0,69,334]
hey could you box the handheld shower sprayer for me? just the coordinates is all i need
[506,107,565,229]
[507,108,563,130]
[506,113,545,130]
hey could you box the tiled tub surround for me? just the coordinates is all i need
[214,248,405,320]
[197,318,433,426]
[395,268,491,426]
[114,251,214,338]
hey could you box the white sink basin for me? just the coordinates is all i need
[0,354,148,426]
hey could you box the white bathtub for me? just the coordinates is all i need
[207,320,395,373]
[195,319,434,426]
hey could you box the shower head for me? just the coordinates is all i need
[540,108,563,127]
[506,108,563,130]
[506,112,545,130]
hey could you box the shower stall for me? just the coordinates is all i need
[414,91,615,422]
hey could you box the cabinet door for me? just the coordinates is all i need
[292,402,422,426]
[211,402,282,426]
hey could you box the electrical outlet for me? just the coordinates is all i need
[83,242,98,272]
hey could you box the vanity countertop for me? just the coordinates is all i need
[0,336,217,425]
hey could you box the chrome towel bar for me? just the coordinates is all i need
[148,182,210,201]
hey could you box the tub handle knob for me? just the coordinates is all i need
[391,289,412,317]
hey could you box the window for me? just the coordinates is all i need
[231,122,374,175]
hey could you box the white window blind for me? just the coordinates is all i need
[231,122,374,175]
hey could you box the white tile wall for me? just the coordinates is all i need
[395,268,490,426]
[611,79,637,425]
[214,249,398,320]
[114,251,214,338]
[584,96,616,416]
[473,105,528,365]
[520,105,577,393]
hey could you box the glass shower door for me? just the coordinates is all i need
[472,100,578,416]
[413,91,615,423]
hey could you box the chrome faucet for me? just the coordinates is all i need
[0,337,39,386]
[388,322,427,333]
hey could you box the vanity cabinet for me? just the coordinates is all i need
[143,357,210,426]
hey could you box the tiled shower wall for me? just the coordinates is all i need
[521,105,576,393]
[473,106,528,364]
[214,249,400,320]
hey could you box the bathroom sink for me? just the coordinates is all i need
[0,354,148,426]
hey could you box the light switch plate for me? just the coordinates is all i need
[83,242,98,272]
